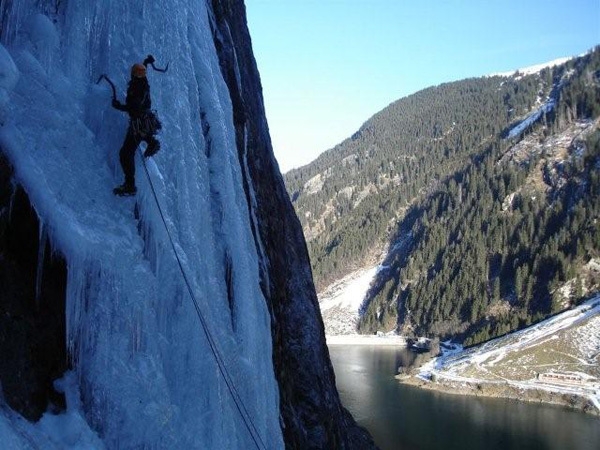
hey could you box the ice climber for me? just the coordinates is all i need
[112,62,161,196]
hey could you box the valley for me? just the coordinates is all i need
[287,49,600,348]
[295,50,600,416]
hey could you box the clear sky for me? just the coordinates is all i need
[245,0,600,172]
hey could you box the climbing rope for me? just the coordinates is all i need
[139,152,267,450]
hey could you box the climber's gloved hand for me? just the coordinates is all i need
[144,55,155,66]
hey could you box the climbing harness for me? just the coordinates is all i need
[131,110,162,138]
[139,152,267,450]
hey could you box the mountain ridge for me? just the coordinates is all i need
[489,56,573,77]
[285,47,600,346]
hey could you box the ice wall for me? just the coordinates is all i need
[0,1,282,448]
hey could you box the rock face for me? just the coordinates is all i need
[0,0,377,448]
[0,153,68,421]
[209,1,376,448]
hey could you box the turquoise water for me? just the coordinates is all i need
[329,345,600,450]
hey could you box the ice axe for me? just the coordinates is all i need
[96,74,117,100]
[143,54,169,73]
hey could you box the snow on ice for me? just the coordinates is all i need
[0,42,19,123]
[0,1,283,448]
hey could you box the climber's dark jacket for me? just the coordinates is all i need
[113,77,152,118]
[113,76,160,188]
[112,77,151,118]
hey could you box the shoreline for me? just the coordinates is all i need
[397,374,600,417]
[325,334,408,346]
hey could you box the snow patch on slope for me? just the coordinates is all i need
[506,99,555,139]
[504,64,576,140]
[319,266,378,335]
[490,57,572,78]
[418,295,600,413]
[320,266,378,313]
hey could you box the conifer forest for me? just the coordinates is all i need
[285,48,600,345]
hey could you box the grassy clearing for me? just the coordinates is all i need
[448,314,600,381]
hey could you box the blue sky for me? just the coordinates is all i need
[245,0,600,172]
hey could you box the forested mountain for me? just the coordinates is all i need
[284,47,600,345]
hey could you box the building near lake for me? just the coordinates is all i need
[536,371,598,387]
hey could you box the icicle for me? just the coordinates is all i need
[201,111,212,157]
[224,250,235,330]
[132,308,142,354]
[35,219,47,308]
[223,22,243,95]
[7,179,17,223]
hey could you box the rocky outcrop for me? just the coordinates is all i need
[209,1,377,448]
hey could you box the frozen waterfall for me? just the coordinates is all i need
[0,1,283,448]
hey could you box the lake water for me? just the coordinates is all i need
[329,345,600,450]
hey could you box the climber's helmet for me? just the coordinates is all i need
[131,63,147,79]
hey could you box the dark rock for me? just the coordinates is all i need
[0,152,68,421]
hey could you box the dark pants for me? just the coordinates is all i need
[119,127,160,187]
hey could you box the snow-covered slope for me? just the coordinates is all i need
[504,64,577,140]
[489,57,572,78]
[0,1,282,448]
[416,295,600,414]
[319,266,378,335]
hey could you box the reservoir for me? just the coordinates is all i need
[329,345,600,450]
